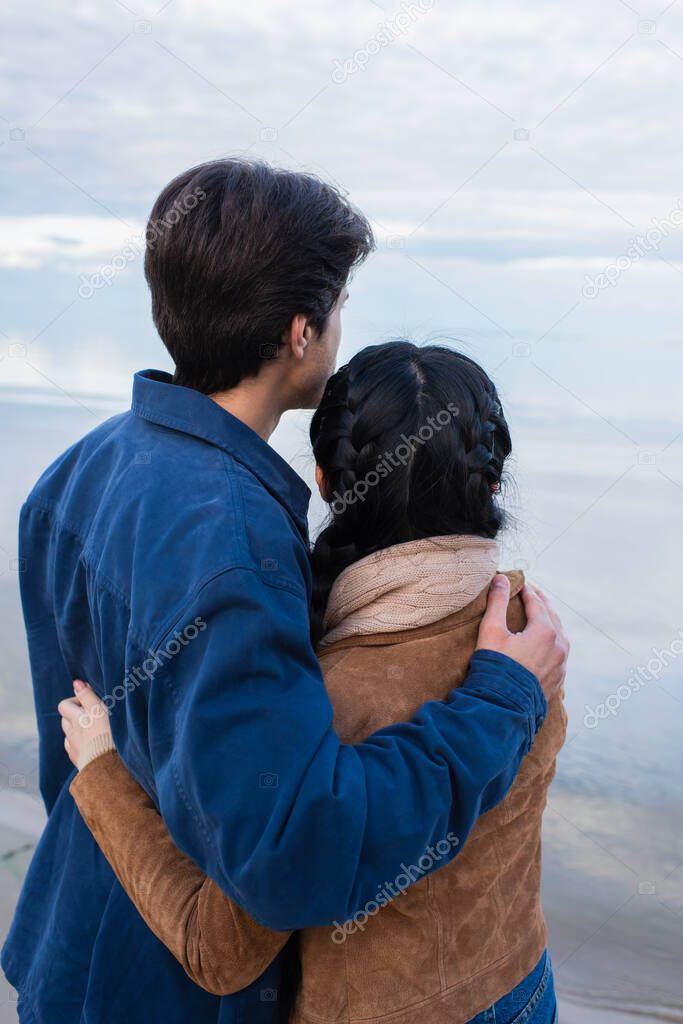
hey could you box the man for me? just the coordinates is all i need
[2,160,568,1023]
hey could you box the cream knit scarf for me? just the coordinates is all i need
[319,535,499,648]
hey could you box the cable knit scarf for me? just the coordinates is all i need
[319,534,500,648]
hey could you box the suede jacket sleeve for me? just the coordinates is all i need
[70,750,291,995]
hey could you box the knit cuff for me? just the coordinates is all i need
[78,732,117,772]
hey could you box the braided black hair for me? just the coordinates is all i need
[309,341,511,645]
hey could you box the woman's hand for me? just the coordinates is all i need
[58,681,112,770]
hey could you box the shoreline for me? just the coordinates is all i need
[558,992,683,1023]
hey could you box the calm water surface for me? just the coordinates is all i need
[0,386,681,1022]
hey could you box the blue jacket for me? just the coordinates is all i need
[2,370,547,1023]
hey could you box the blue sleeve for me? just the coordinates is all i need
[147,567,546,931]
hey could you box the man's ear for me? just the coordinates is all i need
[283,314,311,361]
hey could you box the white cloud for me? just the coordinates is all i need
[0,216,144,269]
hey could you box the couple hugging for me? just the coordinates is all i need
[2,159,568,1024]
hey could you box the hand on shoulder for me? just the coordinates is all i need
[476,575,569,702]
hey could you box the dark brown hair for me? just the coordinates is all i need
[309,341,512,645]
[144,159,374,394]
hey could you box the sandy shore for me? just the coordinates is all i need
[0,789,43,1024]
[559,996,683,1023]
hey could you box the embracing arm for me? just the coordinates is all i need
[69,749,290,995]
[63,571,565,932]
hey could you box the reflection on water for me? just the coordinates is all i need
[0,391,681,1021]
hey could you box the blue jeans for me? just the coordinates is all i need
[467,951,558,1024]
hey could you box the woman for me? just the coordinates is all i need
[60,341,566,1024]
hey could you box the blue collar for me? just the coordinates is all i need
[131,370,311,534]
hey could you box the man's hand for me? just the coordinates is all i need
[476,575,569,702]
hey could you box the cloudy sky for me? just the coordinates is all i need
[1,0,682,428]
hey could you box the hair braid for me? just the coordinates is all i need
[308,363,385,643]
[308,342,512,646]
[461,390,509,536]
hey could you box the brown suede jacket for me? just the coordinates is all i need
[70,542,566,1024]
